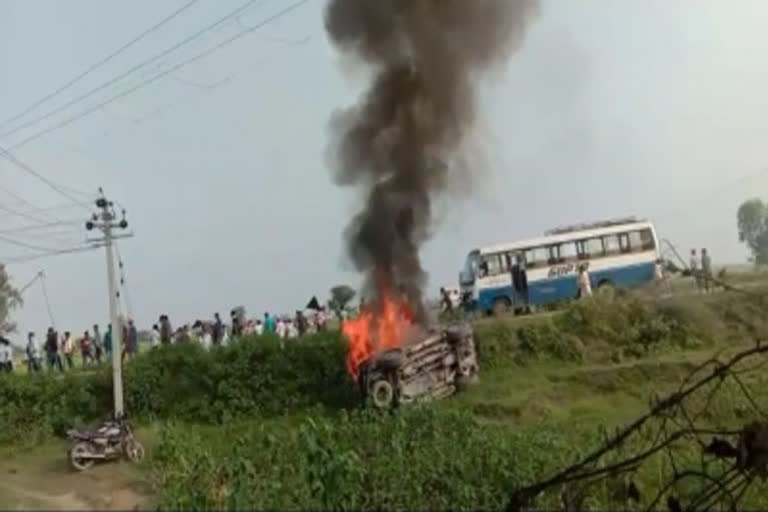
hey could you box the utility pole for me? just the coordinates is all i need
[86,189,132,418]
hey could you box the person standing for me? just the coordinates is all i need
[103,324,113,359]
[62,331,75,370]
[275,316,286,339]
[123,319,139,363]
[0,336,13,373]
[295,311,307,337]
[286,319,298,339]
[440,287,453,314]
[93,324,103,364]
[511,253,530,313]
[44,327,61,371]
[150,324,161,349]
[26,332,41,373]
[316,308,327,332]
[212,313,223,346]
[263,312,274,333]
[577,264,593,299]
[80,331,93,367]
[689,249,702,292]
[254,319,264,336]
[230,310,242,338]
[200,323,213,350]
[701,248,713,293]
[159,315,172,345]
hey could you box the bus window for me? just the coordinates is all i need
[558,241,578,263]
[628,231,646,252]
[639,229,656,250]
[481,253,503,276]
[619,233,631,253]
[500,252,512,273]
[525,247,549,268]
[548,246,559,265]
[603,234,621,256]
[578,238,604,259]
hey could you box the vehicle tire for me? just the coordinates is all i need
[598,279,613,289]
[69,442,95,472]
[370,379,395,409]
[125,439,145,463]
[492,298,511,316]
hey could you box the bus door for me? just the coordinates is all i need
[510,251,529,308]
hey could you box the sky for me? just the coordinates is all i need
[1,0,767,338]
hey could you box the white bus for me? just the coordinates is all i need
[459,217,661,314]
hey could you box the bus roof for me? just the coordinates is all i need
[477,220,656,256]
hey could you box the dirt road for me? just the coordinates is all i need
[0,440,153,510]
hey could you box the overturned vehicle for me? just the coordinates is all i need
[357,323,479,409]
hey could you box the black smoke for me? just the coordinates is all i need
[325,0,539,323]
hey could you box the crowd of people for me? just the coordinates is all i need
[20,321,138,374]
[0,306,334,374]
[150,308,331,350]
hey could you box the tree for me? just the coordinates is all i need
[737,199,768,265]
[329,285,356,319]
[0,265,22,335]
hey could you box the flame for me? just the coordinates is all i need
[342,284,414,381]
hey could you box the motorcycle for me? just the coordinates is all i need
[66,414,145,472]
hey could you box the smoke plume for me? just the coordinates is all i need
[325,0,538,322]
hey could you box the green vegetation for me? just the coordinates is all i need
[738,198,768,264]
[0,287,767,509]
[0,264,21,335]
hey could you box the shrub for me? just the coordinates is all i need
[151,407,589,510]
[0,331,356,442]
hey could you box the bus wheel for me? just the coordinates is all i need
[492,298,511,316]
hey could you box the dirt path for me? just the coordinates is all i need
[0,441,154,510]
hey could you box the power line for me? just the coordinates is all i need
[0,144,92,209]
[0,233,68,253]
[0,0,262,140]
[0,220,82,235]
[0,202,51,225]
[0,244,102,265]
[0,0,201,130]
[7,0,309,151]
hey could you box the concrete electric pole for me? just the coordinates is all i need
[86,189,132,418]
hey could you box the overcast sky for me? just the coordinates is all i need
[1,0,767,337]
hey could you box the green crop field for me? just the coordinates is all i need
[0,277,767,510]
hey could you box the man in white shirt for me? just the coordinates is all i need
[690,249,702,292]
[148,324,160,348]
[578,264,592,299]
[0,336,13,372]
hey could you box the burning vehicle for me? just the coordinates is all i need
[325,0,534,407]
[343,291,479,408]
[358,323,478,408]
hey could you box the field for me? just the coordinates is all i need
[1,272,768,510]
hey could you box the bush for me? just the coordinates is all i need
[0,331,356,443]
[151,407,589,510]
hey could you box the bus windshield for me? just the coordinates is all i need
[460,251,479,284]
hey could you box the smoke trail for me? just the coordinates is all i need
[325,0,539,323]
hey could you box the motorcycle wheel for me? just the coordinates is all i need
[125,439,145,463]
[69,442,95,472]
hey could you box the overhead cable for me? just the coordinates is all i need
[0,0,261,140]
[0,0,201,130]
[7,0,309,151]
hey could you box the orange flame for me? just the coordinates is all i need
[342,285,414,381]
